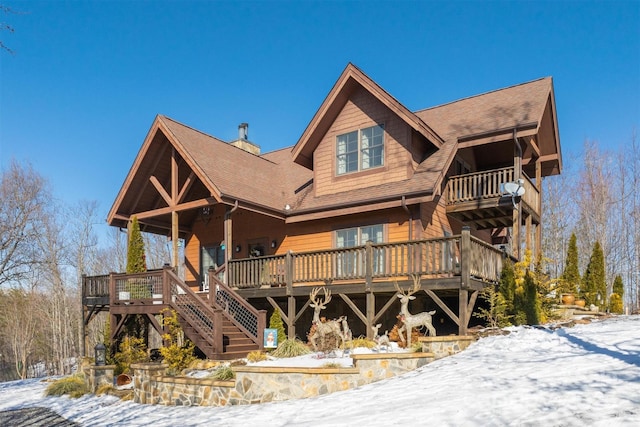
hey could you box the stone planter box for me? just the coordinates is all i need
[418,335,475,359]
[131,351,434,407]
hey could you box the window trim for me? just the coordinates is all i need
[336,124,385,175]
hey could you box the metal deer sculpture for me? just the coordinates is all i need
[308,287,343,351]
[395,275,436,348]
[372,323,390,350]
[338,315,352,342]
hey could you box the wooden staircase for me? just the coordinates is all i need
[164,268,265,360]
[179,315,260,360]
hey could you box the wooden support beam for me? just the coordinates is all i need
[172,211,179,268]
[111,314,128,343]
[149,175,172,205]
[146,313,164,336]
[459,288,469,335]
[339,294,367,325]
[266,297,288,324]
[177,171,195,204]
[425,289,459,326]
[373,294,398,324]
[535,160,542,259]
[287,296,296,339]
[466,290,479,326]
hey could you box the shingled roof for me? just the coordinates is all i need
[108,65,560,228]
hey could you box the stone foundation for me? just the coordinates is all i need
[87,365,115,393]
[418,336,475,359]
[132,352,434,406]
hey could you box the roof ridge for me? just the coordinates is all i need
[158,115,279,165]
[414,76,552,113]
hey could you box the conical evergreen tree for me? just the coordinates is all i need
[613,274,624,295]
[523,270,541,324]
[498,259,516,319]
[269,308,287,345]
[561,233,580,295]
[610,275,624,314]
[126,216,147,274]
[583,241,606,309]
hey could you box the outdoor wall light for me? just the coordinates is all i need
[271,240,277,248]
[235,244,242,253]
[200,206,212,224]
[95,342,106,366]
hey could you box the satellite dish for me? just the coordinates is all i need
[502,182,525,196]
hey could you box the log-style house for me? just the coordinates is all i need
[82,63,562,359]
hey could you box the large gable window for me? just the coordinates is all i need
[336,124,384,175]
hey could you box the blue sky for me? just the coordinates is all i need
[1,0,639,232]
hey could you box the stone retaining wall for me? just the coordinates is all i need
[418,335,475,359]
[132,352,434,406]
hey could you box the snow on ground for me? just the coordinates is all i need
[1,316,639,426]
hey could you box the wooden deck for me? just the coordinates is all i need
[83,228,509,357]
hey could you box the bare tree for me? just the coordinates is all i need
[0,161,48,286]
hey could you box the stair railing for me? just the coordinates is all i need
[163,266,223,354]
[209,266,266,349]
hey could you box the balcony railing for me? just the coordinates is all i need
[445,166,539,215]
[226,230,507,289]
[83,231,509,303]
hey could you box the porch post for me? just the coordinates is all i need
[525,214,533,257]
[365,241,374,339]
[459,227,471,335]
[224,205,234,262]
[172,211,179,268]
[171,148,180,268]
[513,133,523,260]
[459,288,468,336]
[535,160,542,259]
[81,274,87,357]
[286,251,296,339]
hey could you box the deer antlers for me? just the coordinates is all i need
[394,274,422,298]
[310,286,332,308]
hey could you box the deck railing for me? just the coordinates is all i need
[110,269,165,305]
[226,231,505,289]
[83,230,507,300]
[82,274,110,300]
[445,166,540,214]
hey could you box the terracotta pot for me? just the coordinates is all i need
[561,294,575,305]
[575,299,586,308]
[116,373,132,386]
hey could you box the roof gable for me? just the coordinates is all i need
[291,63,443,169]
[108,116,314,231]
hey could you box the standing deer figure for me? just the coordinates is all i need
[395,275,436,348]
[308,287,343,351]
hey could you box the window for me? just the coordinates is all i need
[335,225,384,276]
[201,245,225,291]
[337,125,384,175]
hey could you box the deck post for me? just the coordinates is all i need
[459,227,471,335]
[212,309,224,358]
[459,288,469,335]
[208,266,215,303]
[81,274,87,357]
[285,251,295,339]
[365,241,374,338]
[535,159,542,259]
[513,133,523,260]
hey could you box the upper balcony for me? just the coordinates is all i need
[445,166,540,230]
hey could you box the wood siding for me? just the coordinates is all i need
[313,86,413,197]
